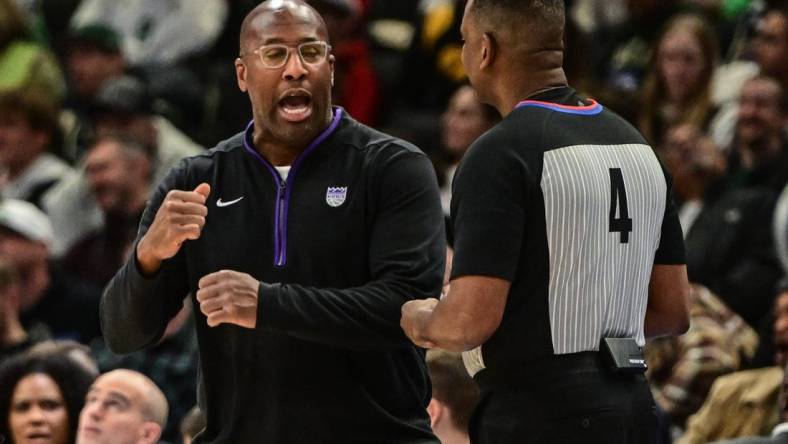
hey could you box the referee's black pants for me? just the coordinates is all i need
[470,352,657,444]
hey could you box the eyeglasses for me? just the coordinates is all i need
[247,41,331,69]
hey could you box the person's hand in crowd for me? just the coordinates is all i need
[136,183,210,275]
[690,135,726,178]
[662,124,726,201]
[196,270,259,329]
[401,298,439,348]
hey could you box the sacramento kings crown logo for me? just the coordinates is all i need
[326,187,347,207]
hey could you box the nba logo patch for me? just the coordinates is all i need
[326,187,347,207]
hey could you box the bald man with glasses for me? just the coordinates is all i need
[100,1,445,443]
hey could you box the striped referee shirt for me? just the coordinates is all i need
[449,87,685,378]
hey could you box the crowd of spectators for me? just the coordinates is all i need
[0,0,787,442]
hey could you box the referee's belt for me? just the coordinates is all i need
[476,344,646,387]
[476,351,607,387]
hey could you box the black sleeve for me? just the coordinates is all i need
[654,165,686,265]
[450,135,527,281]
[100,161,191,354]
[257,151,446,350]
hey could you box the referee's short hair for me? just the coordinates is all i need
[468,0,565,48]
[427,350,479,430]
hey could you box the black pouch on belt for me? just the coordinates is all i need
[599,337,647,374]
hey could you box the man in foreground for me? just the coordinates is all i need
[102,1,445,442]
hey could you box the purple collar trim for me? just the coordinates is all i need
[241,107,343,267]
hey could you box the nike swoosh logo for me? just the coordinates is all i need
[216,196,244,207]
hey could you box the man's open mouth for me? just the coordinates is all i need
[278,90,313,122]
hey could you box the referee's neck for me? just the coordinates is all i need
[496,67,567,117]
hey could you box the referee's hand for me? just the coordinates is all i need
[401,298,439,349]
[137,183,210,275]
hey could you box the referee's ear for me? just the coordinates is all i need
[480,32,496,70]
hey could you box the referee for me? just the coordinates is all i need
[401,1,691,443]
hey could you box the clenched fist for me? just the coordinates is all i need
[196,270,260,329]
[400,298,439,349]
[137,183,210,275]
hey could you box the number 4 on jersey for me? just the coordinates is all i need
[609,168,632,244]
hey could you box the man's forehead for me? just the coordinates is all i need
[743,79,781,99]
[766,11,788,27]
[91,375,143,401]
[245,4,326,41]
[253,22,324,44]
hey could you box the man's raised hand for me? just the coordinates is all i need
[137,183,210,275]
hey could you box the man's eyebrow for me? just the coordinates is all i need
[105,391,131,408]
[260,36,320,45]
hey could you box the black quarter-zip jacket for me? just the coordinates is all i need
[101,109,445,443]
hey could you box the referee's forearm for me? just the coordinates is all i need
[416,276,508,351]
[419,306,490,352]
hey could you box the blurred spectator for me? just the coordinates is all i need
[69,0,228,67]
[426,350,478,444]
[179,406,204,444]
[661,123,727,234]
[0,91,72,208]
[683,183,781,329]
[436,84,499,213]
[308,0,381,126]
[645,284,759,427]
[63,24,124,107]
[0,199,102,343]
[43,75,203,258]
[753,3,788,89]
[709,364,788,443]
[60,135,152,287]
[710,2,787,149]
[725,75,788,193]
[59,24,126,163]
[0,259,48,361]
[680,76,787,328]
[90,301,197,443]
[638,14,720,146]
[0,0,65,104]
[26,340,99,379]
[0,352,96,444]
[75,369,167,444]
[678,282,788,443]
